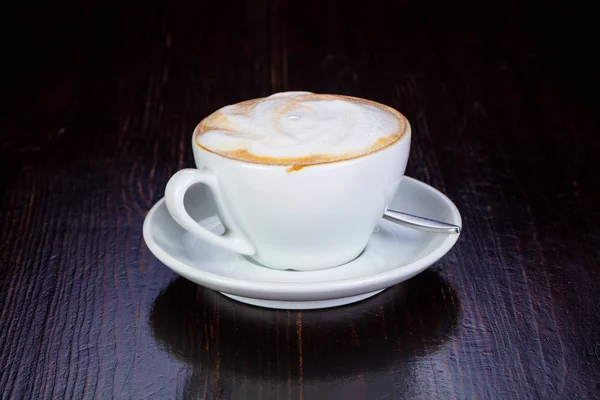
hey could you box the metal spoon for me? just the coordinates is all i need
[383,209,461,234]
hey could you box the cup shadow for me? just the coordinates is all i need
[149,270,460,396]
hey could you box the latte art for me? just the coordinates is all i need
[195,92,408,165]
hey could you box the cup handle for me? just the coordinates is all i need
[164,168,256,255]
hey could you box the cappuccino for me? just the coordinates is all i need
[166,92,411,270]
[195,92,408,165]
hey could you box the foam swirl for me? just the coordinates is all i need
[195,92,407,165]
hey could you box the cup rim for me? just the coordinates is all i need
[192,94,411,169]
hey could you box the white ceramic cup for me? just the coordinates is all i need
[165,117,411,271]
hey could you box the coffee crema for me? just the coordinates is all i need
[195,91,408,166]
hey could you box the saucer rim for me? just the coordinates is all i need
[143,176,462,301]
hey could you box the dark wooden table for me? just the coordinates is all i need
[1,1,599,398]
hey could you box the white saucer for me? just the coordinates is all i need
[143,176,462,310]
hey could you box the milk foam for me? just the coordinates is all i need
[196,92,405,164]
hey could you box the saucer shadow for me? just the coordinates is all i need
[149,270,460,397]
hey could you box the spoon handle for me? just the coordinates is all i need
[383,209,461,234]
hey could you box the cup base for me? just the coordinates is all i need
[244,247,367,272]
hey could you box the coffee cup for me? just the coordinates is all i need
[165,92,411,271]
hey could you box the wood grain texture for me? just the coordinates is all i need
[1,0,599,398]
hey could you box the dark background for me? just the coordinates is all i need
[1,0,599,399]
